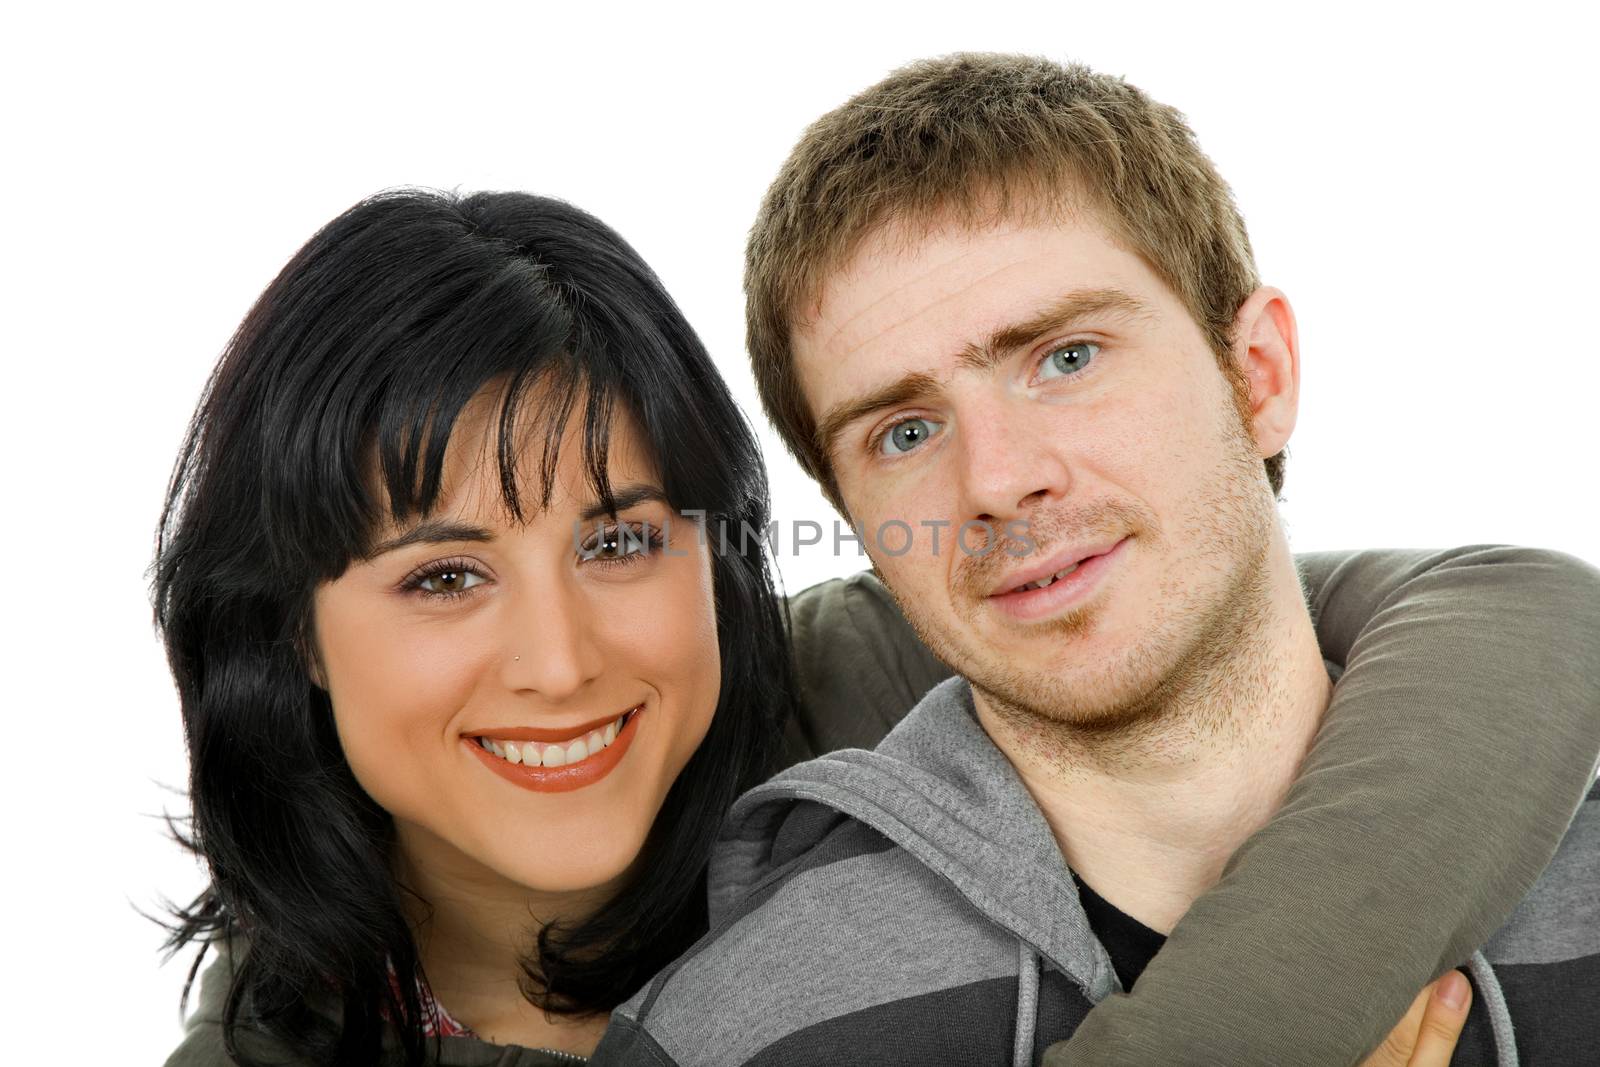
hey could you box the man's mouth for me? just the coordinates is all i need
[1011,562,1082,592]
[983,537,1131,623]
[990,538,1126,598]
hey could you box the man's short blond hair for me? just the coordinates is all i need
[745,53,1284,506]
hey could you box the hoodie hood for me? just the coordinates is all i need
[710,675,1121,1006]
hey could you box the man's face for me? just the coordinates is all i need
[795,206,1283,728]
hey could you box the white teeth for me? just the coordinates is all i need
[477,709,635,770]
[1020,563,1080,592]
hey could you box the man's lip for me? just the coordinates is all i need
[988,537,1128,597]
[463,705,642,744]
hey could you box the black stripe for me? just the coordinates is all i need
[1033,966,1096,1061]
[743,976,1023,1066]
[737,967,1104,1066]
[1493,953,1600,1066]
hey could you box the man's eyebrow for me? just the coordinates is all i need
[813,372,944,466]
[368,520,495,557]
[958,287,1152,372]
[579,483,668,522]
[811,288,1150,462]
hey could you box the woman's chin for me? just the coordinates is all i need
[489,833,648,897]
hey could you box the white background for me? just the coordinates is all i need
[3,1,1595,1058]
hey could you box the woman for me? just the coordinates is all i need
[156,189,1599,1066]
[156,189,791,1063]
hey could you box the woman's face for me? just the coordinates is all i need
[312,392,721,897]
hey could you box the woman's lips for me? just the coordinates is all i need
[465,705,643,794]
[986,537,1129,622]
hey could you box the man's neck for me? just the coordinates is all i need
[975,538,1332,934]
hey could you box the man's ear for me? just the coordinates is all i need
[1230,286,1300,458]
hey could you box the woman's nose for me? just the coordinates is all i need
[499,579,604,703]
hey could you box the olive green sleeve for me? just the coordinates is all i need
[779,570,952,769]
[1051,546,1600,1066]
[786,547,1600,1066]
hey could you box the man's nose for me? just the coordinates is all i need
[955,395,1073,524]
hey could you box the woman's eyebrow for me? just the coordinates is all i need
[368,520,495,557]
[579,483,668,522]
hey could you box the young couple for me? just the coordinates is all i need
[159,55,1600,1067]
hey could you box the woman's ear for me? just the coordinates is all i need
[1230,286,1301,458]
[295,623,329,691]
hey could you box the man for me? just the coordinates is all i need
[597,55,1598,1065]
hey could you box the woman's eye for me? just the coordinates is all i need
[417,568,486,596]
[1035,341,1100,382]
[878,417,944,456]
[579,523,659,562]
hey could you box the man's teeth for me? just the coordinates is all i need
[479,710,631,768]
[1018,563,1080,592]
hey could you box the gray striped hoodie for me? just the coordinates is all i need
[599,676,1595,1066]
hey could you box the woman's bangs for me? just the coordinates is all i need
[359,353,658,555]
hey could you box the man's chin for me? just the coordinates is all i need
[972,663,1173,738]
[964,626,1172,720]
[971,602,1112,662]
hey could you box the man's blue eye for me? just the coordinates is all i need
[1037,342,1100,381]
[879,417,942,456]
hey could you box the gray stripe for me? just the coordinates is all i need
[1467,952,1519,1067]
[1485,798,1600,965]
[647,845,1019,1065]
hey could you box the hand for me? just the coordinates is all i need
[1357,970,1473,1067]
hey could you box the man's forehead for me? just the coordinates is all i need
[797,211,1148,396]
[804,193,1123,334]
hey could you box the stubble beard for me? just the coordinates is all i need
[890,417,1282,769]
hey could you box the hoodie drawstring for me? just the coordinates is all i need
[1466,951,1520,1067]
[1014,942,1040,1067]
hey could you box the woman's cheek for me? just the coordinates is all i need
[604,547,721,762]
[320,605,483,816]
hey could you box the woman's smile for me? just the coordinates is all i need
[464,702,644,793]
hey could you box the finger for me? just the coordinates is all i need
[1358,982,1434,1067]
[1406,970,1473,1067]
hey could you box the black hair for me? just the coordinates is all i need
[152,189,794,1066]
